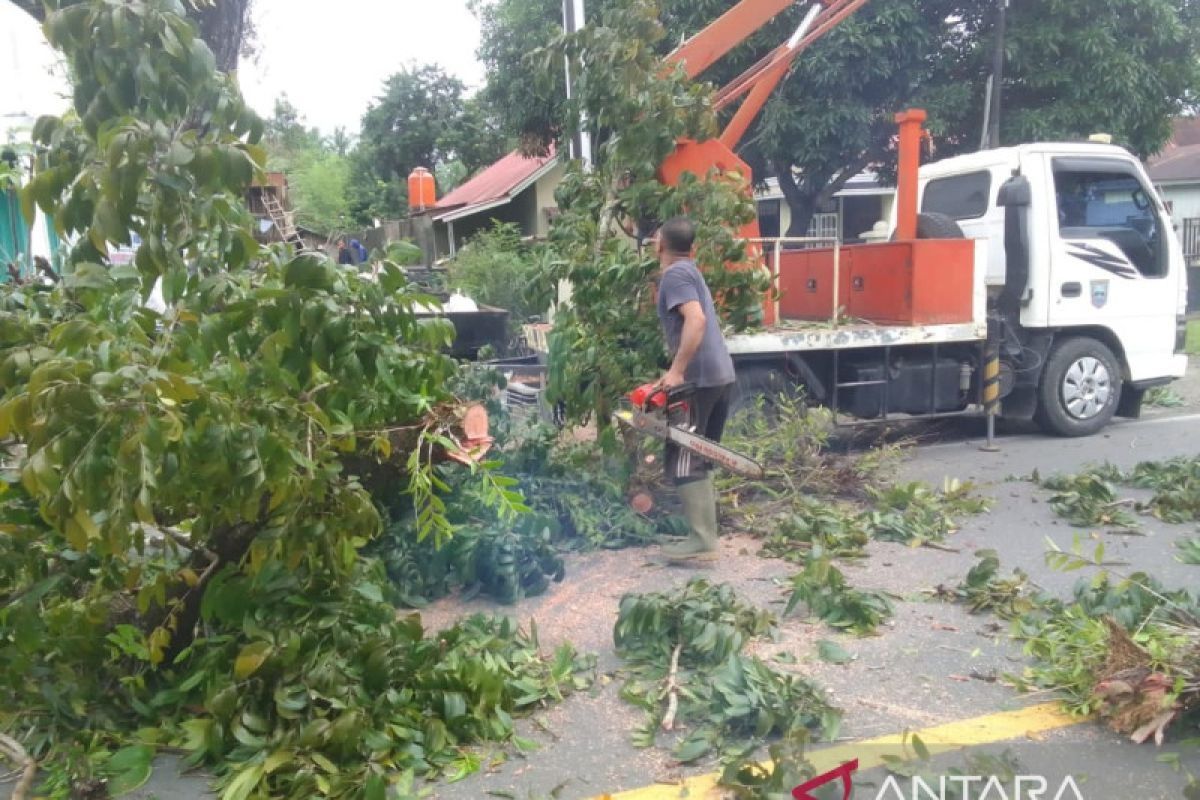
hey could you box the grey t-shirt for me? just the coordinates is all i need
[657,259,735,388]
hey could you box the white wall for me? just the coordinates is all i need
[1159,183,1200,227]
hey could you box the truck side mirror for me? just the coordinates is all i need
[998,175,1031,208]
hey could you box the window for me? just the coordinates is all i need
[1053,161,1164,277]
[758,199,781,239]
[806,212,839,243]
[921,171,992,220]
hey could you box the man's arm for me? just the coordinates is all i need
[661,300,706,388]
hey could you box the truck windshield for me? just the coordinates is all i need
[1053,166,1163,277]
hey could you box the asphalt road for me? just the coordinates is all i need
[7,410,1200,800]
[431,410,1200,800]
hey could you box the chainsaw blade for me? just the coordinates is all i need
[614,408,765,480]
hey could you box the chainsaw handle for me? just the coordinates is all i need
[664,382,696,403]
[629,381,696,411]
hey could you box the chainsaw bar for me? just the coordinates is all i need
[614,408,765,480]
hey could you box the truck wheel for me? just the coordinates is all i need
[732,364,802,416]
[891,212,964,241]
[915,212,965,239]
[1035,337,1123,437]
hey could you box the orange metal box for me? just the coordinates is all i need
[845,240,974,325]
[776,249,852,321]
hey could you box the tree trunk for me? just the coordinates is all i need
[190,0,252,74]
[10,0,251,74]
[775,161,824,240]
[774,155,874,240]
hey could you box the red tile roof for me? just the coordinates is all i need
[434,146,557,216]
[1148,118,1200,184]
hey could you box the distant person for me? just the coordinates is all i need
[337,238,352,265]
[351,239,368,265]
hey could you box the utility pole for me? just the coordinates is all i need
[986,0,1007,149]
[562,0,593,170]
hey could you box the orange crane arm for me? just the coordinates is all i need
[664,0,801,79]
[718,0,870,149]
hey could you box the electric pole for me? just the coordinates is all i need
[986,0,1007,149]
[562,0,593,170]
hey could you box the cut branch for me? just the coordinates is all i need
[661,642,683,732]
[0,732,36,800]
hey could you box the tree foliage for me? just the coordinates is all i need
[9,0,253,73]
[263,97,353,236]
[348,65,507,223]
[531,0,768,426]
[926,0,1200,160]
[1,3,586,797]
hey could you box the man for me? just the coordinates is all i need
[654,216,736,563]
[351,238,369,265]
[337,238,352,266]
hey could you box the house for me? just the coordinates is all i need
[1147,117,1200,270]
[245,171,321,250]
[431,147,565,257]
[754,171,895,244]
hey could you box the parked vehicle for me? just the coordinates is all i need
[725,124,1188,437]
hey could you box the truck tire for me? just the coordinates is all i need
[732,364,802,415]
[1034,337,1123,437]
[915,212,965,239]
[890,212,965,241]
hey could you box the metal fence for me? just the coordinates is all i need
[1183,218,1200,267]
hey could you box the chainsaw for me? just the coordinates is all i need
[613,383,765,479]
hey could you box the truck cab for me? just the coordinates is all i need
[912,143,1188,433]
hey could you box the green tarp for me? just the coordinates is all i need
[1,189,30,282]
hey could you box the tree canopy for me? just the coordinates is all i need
[348,65,507,224]
[9,0,253,72]
[262,96,353,236]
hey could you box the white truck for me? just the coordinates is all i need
[726,138,1189,437]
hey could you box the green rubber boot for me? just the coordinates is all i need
[662,475,718,564]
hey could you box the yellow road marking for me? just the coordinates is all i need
[596,702,1083,800]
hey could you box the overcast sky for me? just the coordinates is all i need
[240,0,487,136]
[2,0,488,138]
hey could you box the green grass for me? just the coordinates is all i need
[1187,319,1200,356]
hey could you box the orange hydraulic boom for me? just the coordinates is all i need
[656,0,870,324]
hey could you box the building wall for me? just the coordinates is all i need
[436,167,565,257]
[1159,183,1200,226]
[534,161,566,237]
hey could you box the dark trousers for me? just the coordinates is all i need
[665,383,733,485]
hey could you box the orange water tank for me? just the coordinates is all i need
[408,167,436,211]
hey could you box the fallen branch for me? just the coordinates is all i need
[661,643,682,732]
[0,732,36,800]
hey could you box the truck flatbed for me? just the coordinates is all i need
[726,320,987,356]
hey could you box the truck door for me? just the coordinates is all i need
[1044,155,1179,382]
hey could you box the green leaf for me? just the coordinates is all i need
[106,745,154,796]
[233,641,272,680]
[221,762,264,800]
[352,582,384,603]
[365,773,387,800]
[911,733,931,761]
[816,640,853,665]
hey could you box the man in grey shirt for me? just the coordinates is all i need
[654,216,736,563]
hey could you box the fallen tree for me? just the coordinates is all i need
[0,3,591,797]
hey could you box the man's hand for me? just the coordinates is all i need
[658,368,687,390]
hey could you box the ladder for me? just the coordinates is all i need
[261,191,305,250]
